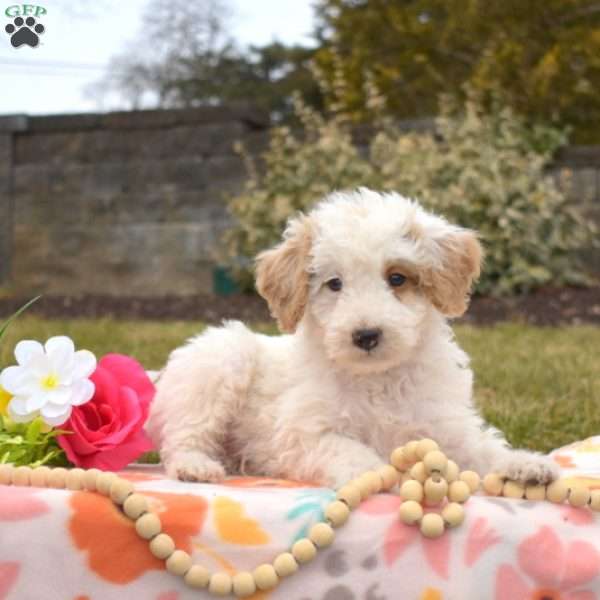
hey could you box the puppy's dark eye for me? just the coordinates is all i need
[388,273,406,287]
[326,278,343,292]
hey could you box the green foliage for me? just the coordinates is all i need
[314,0,600,142]
[225,92,594,295]
[0,417,68,467]
[371,89,594,294]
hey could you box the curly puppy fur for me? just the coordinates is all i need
[147,189,558,488]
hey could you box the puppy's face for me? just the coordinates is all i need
[256,189,482,375]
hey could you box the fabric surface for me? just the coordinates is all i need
[1,437,600,600]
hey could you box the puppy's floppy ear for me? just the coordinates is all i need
[255,215,314,333]
[420,228,483,318]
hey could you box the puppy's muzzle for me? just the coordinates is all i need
[352,328,382,351]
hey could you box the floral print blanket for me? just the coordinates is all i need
[1,437,600,600]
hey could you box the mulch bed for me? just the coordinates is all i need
[1,286,599,326]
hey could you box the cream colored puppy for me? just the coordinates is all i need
[147,188,558,488]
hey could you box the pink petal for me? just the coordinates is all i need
[0,562,20,598]
[495,564,531,600]
[517,526,563,588]
[422,529,451,579]
[465,517,501,567]
[560,540,600,589]
[359,494,401,515]
[98,354,155,408]
[383,520,419,566]
[73,429,154,471]
[0,487,49,521]
[96,386,142,447]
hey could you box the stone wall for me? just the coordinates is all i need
[0,106,268,296]
[0,107,598,298]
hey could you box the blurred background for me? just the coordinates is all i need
[0,0,599,449]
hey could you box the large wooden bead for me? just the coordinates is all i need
[325,500,350,527]
[590,490,600,511]
[448,480,471,503]
[503,481,525,499]
[309,522,335,548]
[110,478,134,505]
[378,465,399,490]
[398,500,423,525]
[546,480,569,504]
[445,460,459,483]
[482,473,504,496]
[291,539,317,564]
[135,512,161,539]
[336,484,361,509]
[525,484,547,501]
[66,468,85,491]
[416,439,439,460]
[400,479,424,503]
[48,467,68,489]
[124,493,149,520]
[166,550,192,576]
[209,572,233,597]
[568,486,591,508]
[442,502,465,527]
[12,466,32,486]
[0,464,12,485]
[96,472,117,496]
[253,564,278,590]
[423,451,448,475]
[30,466,51,487]
[273,553,298,577]
[424,477,448,504]
[403,441,420,464]
[232,571,256,597]
[459,471,481,493]
[420,513,445,538]
[149,533,175,559]
[356,471,381,498]
[184,564,210,589]
[83,468,101,491]
[390,447,408,470]
[410,462,428,483]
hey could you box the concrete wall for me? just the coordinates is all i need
[0,106,268,296]
[0,107,598,298]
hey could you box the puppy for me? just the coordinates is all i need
[147,188,558,488]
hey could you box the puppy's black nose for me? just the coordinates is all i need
[352,328,382,351]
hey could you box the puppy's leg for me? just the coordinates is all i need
[439,417,559,484]
[147,321,257,482]
[274,431,386,489]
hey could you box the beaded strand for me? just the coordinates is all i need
[0,440,598,597]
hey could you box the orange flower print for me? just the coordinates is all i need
[553,454,576,469]
[0,562,19,599]
[69,491,207,584]
[495,526,600,600]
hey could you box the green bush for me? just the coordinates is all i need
[225,92,595,295]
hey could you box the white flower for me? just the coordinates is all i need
[0,336,96,427]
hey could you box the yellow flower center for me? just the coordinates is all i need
[0,385,12,417]
[41,373,59,390]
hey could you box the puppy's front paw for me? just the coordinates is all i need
[321,454,385,490]
[493,450,559,485]
[166,450,226,483]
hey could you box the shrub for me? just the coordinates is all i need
[225,92,595,295]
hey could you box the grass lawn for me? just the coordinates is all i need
[1,316,599,454]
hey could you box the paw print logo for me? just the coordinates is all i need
[5,16,45,48]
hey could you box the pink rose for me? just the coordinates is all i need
[58,354,155,471]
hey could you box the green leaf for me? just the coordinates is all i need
[0,295,41,341]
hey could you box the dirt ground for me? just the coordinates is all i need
[1,286,600,326]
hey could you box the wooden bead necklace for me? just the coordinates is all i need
[0,438,599,597]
